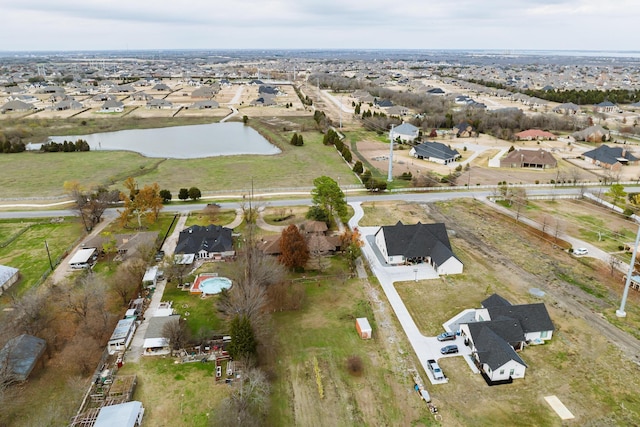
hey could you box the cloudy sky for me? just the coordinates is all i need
[0,0,637,52]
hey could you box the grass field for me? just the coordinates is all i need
[0,217,84,303]
[0,116,359,199]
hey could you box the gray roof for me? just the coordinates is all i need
[376,221,459,266]
[94,401,143,427]
[0,334,46,381]
[412,141,460,161]
[0,99,34,112]
[102,99,124,109]
[145,315,180,339]
[481,293,512,308]
[583,145,638,165]
[487,303,555,334]
[0,265,19,286]
[175,225,233,255]
[392,122,419,135]
[470,325,527,370]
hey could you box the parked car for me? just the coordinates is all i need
[440,345,459,355]
[437,331,457,342]
[573,248,588,256]
[427,359,445,380]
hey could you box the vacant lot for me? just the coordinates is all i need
[362,199,640,426]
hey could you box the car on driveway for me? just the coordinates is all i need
[573,248,588,256]
[440,345,459,355]
[437,331,457,342]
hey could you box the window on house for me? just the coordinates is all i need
[509,369,515,376]
[499,369,505,375]
[541,330,548,339]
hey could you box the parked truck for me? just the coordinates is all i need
[427,359,445,381]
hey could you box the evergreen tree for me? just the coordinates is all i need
[353,161,363,174]
[178,188,189,201]
[228,315,257,360]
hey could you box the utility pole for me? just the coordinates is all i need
[388,125,395,182]
[44,240,53,270]
[617,222,640,317]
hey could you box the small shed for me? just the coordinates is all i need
[68,247,97,269]
[0,334,47,382]
[356,317,372,339]
[94,401,145,427]
[0,264,19,296]
[142,266,159,288]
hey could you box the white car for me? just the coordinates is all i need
[573,248,588,256]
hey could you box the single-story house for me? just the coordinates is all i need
[594,101,617,113]
[500,149,557,169]
[459,294,554,384]
[99,99,124,113]
[385,105,409,116]
[94,401,145,427]
[0,334,46,382]
[131,91,153,101]
[68,247,98,270]
[191,86,216,98]
[583,145,639,171]
[390,123,420,143]
[146,98,173,109]
[175,225,235,260]
[53,99,84,111]
[152,83,171,91]
[374,221,463,275]
[250,94,276,106]
[0,264,19,296]
[190,100,219,109]
[453,122,476,138]
[514,129,557,141]
[0,99,36,113]
[107,317,137,355]
[552,102,580,115]
[572,125,610,142]
[410,141,461,165]
[259,220,341,256]
[143,314,180,356]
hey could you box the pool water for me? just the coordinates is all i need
[199,277,232,295]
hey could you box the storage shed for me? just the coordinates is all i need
[0,264,19,296]
[68,247,97,270]
[356,317,372,339]
[94,401,144,427]
[107,317,137,355]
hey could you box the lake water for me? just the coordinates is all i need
[48,122,281,159]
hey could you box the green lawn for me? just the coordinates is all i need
[0,217,84,302]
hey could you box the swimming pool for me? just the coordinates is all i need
[190,274,232,295]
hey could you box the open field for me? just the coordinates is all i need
[364,199,640,426]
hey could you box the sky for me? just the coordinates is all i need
[0,0,638,52]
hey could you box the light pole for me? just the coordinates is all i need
[617,222,640,317]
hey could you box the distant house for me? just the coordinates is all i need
[191,86,216,98]
[572,125,610,142]
[259,220,340,256]
[373,221,463,275]
[514,129,557,141]
[146,98,173,109]
[99,99,124,113]
[375,99,393,108]
[409,141,461,165]
[191,100,219,109]
[552,102,580,115]
[459,294,554,384]
[0,334,46,382]
[152,83,171,91]
[453,122,476,138]
[175,225,235,260]
[500,149,557,169]
[258,85,280,95]
[0,265,19,296]
[0,99,35,113]
[582,145,639,171]
[53,99,83,111]
[390,123,420,143]
[250,94,276,106]
[131,91,153,101]
[594,101,617,113]
[426,87,445,95]
[385,105,409,116]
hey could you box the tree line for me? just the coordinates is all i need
[41,139,90,152]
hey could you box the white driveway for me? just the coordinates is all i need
[349,202,472,384]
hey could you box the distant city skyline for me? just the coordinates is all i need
[0,0,638,52]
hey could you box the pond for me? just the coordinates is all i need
[48,122,281,159]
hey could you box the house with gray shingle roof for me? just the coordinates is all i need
[0,99,35,113]
[459,293,554,384]
[390,122,419,143]
[583,145,638,171]
[409,141,461,165]
[373,221,463,275]
[553,102,580,115]
[175,225,234,260]
[572,125,610,142]
[99,99,124,113]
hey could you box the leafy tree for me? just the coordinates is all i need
[341,228,364,274]
[352,161,363,174]
[243,115,249,124]
[228,314,257,360]
[311,176,347,221]
[178,188,189,201]
[278,225,309,271]
[306,205,330,224]
[159,189,172,203]
[118,177,163,229]
[606,183,627,206]
[188,187,202,201]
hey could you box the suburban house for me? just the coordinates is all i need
[410,141,461,165]
[146,98,173,109]
[99,99,124,113]
[83,231,159,261]
[143,314,180,356]
[191,86,217,98]
[373,221,463,275]
[453,122,476,138]
[390,123,420,143]
[175,225,235,260]
[552,102,580,115]
[53,99,84,111]
[0,99,36,113]
[582,145,639,171]
[459,294,554,384]
[594,101,618,113]
[500,148,557,169]
[514,129,557,141]
[385,105,409,116]
[572,125,610,142]
[250,93,276,106]
[152,83,171,91]
[0,334,46,382]
[0,264,19,296]
[191,100,219,109]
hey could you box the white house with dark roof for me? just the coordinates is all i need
[409,141,461,165]
[459,293,554,384]
[175,225,235,260]
[374,221,463,275]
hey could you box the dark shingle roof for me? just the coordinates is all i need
[487,303,555,334]
[472,326,527,370]
[0,334,46,381]
[583,145,638,165]
[175,225,233,255]
[377,221,459,266]
[482,293,512,308]
[412,141,460,161]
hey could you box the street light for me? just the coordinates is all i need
[617,222,640,317]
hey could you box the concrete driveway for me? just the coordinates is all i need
[349,202,473,384]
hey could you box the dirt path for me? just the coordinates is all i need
[426,201,640,366]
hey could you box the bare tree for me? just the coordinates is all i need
[111,257,146,306]
[10,288,53,336]
[512,188,528,222]
[162,317,191,355]
[541,215,552,237]
[212,367,271,427]
[64,181,119,232]
[609,255,621,277]
[164,254,191,287]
